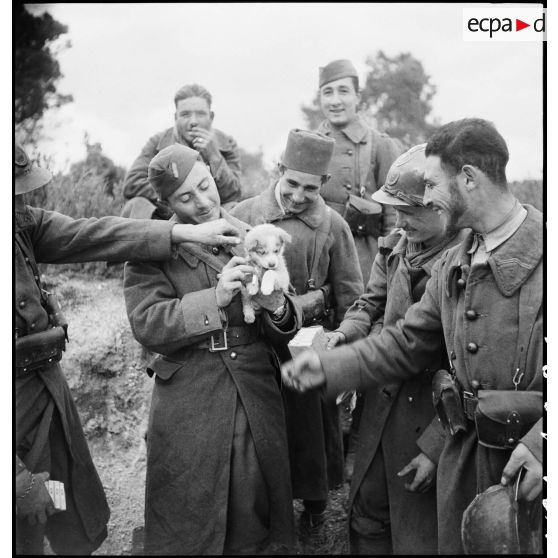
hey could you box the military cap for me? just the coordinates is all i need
[372,144,427,207]
[319,59,359,88]
[15,143,53,195]
[281,129,335,176]
[148,144,201,200]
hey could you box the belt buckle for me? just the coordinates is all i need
[209,330,228,352]
[462,391,477,420]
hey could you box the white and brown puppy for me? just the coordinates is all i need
[241,223,291,323]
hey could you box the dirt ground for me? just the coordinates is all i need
[47,271,349,555]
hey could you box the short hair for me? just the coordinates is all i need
[425,118,509,186]
[174,84,213,109]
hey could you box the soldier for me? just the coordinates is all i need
[14,143,241,555]
[316,59,401,284]
[282,118,543,554]
[324,144,468,554]
[121,83,242,219]
[232,129,363,533]
[123,144,302,554]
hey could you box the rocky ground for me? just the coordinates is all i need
[45,271,349,555]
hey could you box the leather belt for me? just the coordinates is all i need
[193,325,262,352]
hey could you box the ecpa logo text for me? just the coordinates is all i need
[467,14,545,38]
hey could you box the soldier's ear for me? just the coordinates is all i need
[209,111,215,123]
[321,174,331,185]
[461,165,479,191]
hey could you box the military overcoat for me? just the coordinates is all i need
[123,211,300,554]
[322,205,543,554]
[15,206,174,553]
[316,116,401,283]
[232,187,364,500]
[337,229,467,554]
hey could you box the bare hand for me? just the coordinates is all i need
[501,442,542,501]
[16,471,56,525]
[325,331,346,349]
[281,349,326,392]
[216,256,255,308]
[397,453,436,493]
[190,126,219,158]
[172,219,241,246]
[252,289,285,312]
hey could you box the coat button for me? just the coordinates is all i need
[357,225,364,232]
[19,300,26,308]
[471,380,481,390]
[465,309,477,320]
[407,396,414,403]
[230,351,237,360]
[212,247,219,255]
[347,149,354,156]
[204,316,209,325]
[29,323,36,331]
[344,183,352,190]
[456,278,466,289]
[467,342,478,354]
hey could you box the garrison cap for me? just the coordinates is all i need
[319,59,359,88]
[15,143,53,195]
[372,144,427,207]
[281,129,335,176]
[148,144,201,200]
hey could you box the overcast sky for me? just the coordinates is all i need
[27,2,544,181]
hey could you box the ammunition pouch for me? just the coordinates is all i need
[473,390,543,450]
[432,369,468,436]
[15,326,66,375]
[322,187,383,237]
[344,195,383,237]
[297,285,333,327]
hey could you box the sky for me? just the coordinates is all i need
[25,2,544,181]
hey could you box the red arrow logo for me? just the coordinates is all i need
[516,19,530,31]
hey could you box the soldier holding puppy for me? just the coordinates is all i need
[123,144,302,555]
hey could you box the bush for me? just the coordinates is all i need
[509,179,543,212]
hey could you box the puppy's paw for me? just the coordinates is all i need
[243,308,256,323]
[261,270,277,295]
[247,274,259,296]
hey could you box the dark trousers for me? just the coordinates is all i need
[350,446,392,555]
[16,410,106,555]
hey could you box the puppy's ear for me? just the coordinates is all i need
[278,228,292,245]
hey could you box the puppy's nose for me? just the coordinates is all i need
[266,260,276,269]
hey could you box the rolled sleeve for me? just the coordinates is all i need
[520,418,543,463]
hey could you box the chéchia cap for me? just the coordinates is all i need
[15,143,53,195]
[319,59,359,88]
[148,144,201,200]
[281,129,335,176]
[372,143,428,207]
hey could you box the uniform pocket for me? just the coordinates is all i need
[146,355,184,381]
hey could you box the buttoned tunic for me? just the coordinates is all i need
[122,126,242,216]
[321,205,543,554]
[123,211,300,555]
[317,116,401,283]
[15,206,174,553]
[232,187,363,500]
[337,229,467,553]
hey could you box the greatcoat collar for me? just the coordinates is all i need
[447,204,542,297]
[317,115,370,145]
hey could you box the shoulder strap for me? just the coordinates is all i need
[307,207,332,289]
[513,262,543,387]
[15,231,49,306]
[357,127,378,195]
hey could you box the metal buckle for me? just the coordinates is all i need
[209,330,228,352]
[462,391,478,420]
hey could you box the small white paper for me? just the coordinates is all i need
[288,326,325,358]
[46,480,67,511]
